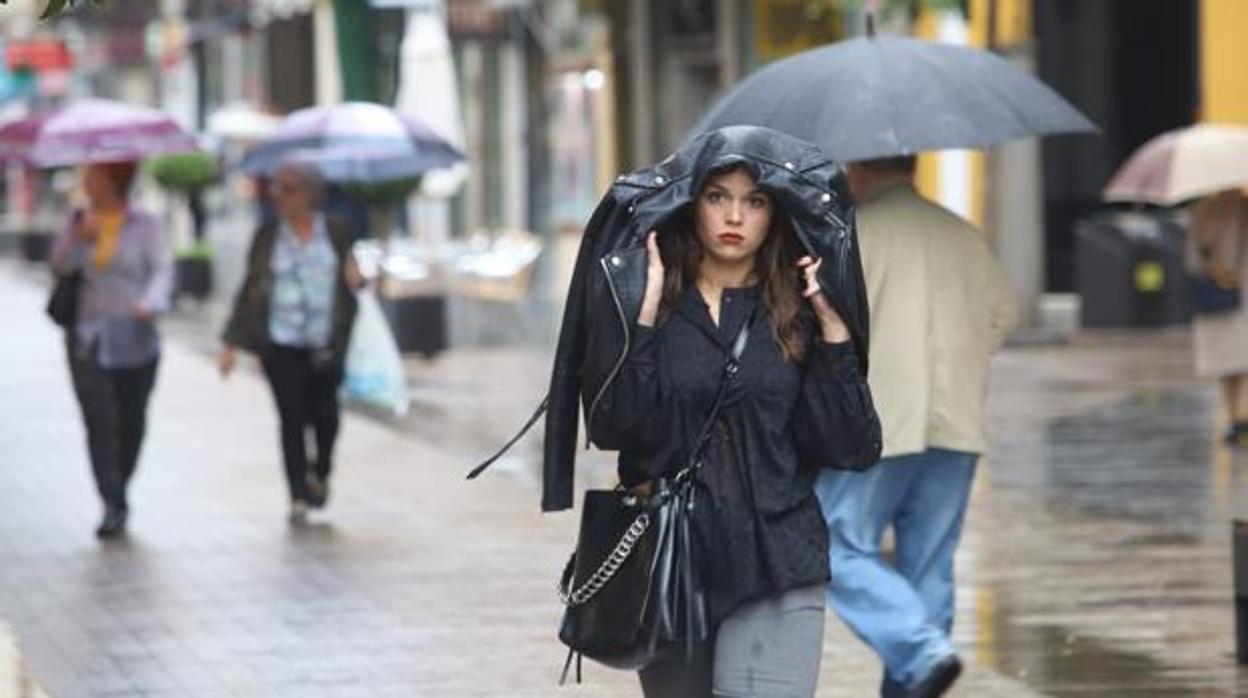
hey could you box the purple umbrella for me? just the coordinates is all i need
[0,98,199,167]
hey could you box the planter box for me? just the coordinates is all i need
[19,231,52,262]
[379,294,447,359]
[175,257,213,300]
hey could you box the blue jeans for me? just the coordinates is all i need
[814,449,977,692]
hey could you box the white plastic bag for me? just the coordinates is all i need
[343,288,410,416]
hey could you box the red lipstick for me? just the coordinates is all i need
[717,232,744,245]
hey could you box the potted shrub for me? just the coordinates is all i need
[146,152,219,300]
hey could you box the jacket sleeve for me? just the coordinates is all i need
[541,195,618,511]
[221,227,266,350]
[585,324,675,455]
[792,339,882,472]
[137,213,174,315]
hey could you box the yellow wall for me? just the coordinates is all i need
[1201,0,1248,124]
[911,10,942,207]
[911,0,1033,228]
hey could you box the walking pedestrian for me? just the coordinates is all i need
[50,161,173,539]
[562,128,881,696]
[219,161,361,524]
[1185,190,1248,445]
[814,156,1018,698]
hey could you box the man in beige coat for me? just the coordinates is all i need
[815,156,1017,698]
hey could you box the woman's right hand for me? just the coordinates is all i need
[637,231,664,327]
[218,344,237,380]
[72,212,98,243]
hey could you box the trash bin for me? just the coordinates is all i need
[357,239,449,359]
[1075,210,1190,328]
[380,294,448,358]
[19,230,52,263]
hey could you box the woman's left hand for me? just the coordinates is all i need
[133,301,154,321]
[798,256,850,344]
[344,257,365,291]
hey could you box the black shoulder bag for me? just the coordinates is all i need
[46,270,83,328]
[46,211,85,329]
[556,311,754,683]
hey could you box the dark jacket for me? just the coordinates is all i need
[591,283,878,619]
[222,215,359,366]
[542,125,875,511]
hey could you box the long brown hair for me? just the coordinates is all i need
[659,164,811,362]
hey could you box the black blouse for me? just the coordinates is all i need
[587,284,878,621]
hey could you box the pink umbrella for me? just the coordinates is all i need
[0,98,199,167]
[1104,124,1248,206]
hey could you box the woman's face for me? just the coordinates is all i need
[694,168,773,267]
[83,165,119,207]
[272,168,317,222]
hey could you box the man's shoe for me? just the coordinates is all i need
[306,475,329,509]
[95,506,128,539]
[905,655,962,698]
[288,500,310,525]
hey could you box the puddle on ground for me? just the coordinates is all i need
[979,620,1230,697]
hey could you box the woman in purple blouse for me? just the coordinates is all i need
[50,161,173,539]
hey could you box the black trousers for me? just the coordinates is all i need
[260,344,344,502]
[66,343,159,511]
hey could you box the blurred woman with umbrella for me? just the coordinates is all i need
[221,102,461,524]
[3,98,198,539]
[1187,190,1248,444]
[49,161,172,539]
[218,161,362,525]
[1105,124,1248,445]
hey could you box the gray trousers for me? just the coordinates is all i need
[66,342,159,511]
[639,583,826,698]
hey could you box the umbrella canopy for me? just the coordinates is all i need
[206,102,282,141]
[0,98,198,167]
[693,34,1096,162]
[1103,124,1248,206]
[240,101,464,182]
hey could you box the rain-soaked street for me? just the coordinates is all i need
[1,261,1246,697]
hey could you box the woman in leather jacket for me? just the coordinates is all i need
[587,132,881,696]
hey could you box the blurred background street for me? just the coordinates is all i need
[0,0,1246,696]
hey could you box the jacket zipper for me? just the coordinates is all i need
[585,256,632,446]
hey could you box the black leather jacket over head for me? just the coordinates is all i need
[537,126,872,511]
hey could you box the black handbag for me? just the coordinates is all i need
[46,270,83,328]
[556,313,753,683]
[1188,273,1241,315]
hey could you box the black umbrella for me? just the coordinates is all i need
[693,33,1096,162]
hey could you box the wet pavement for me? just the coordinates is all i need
[1,260,1247,696]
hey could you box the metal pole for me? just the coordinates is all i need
[1235,519,1248,663]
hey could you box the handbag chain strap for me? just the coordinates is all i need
[558,309,755,608]
[559,511,652,606]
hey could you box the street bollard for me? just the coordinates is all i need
[1236,519,1248,664]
